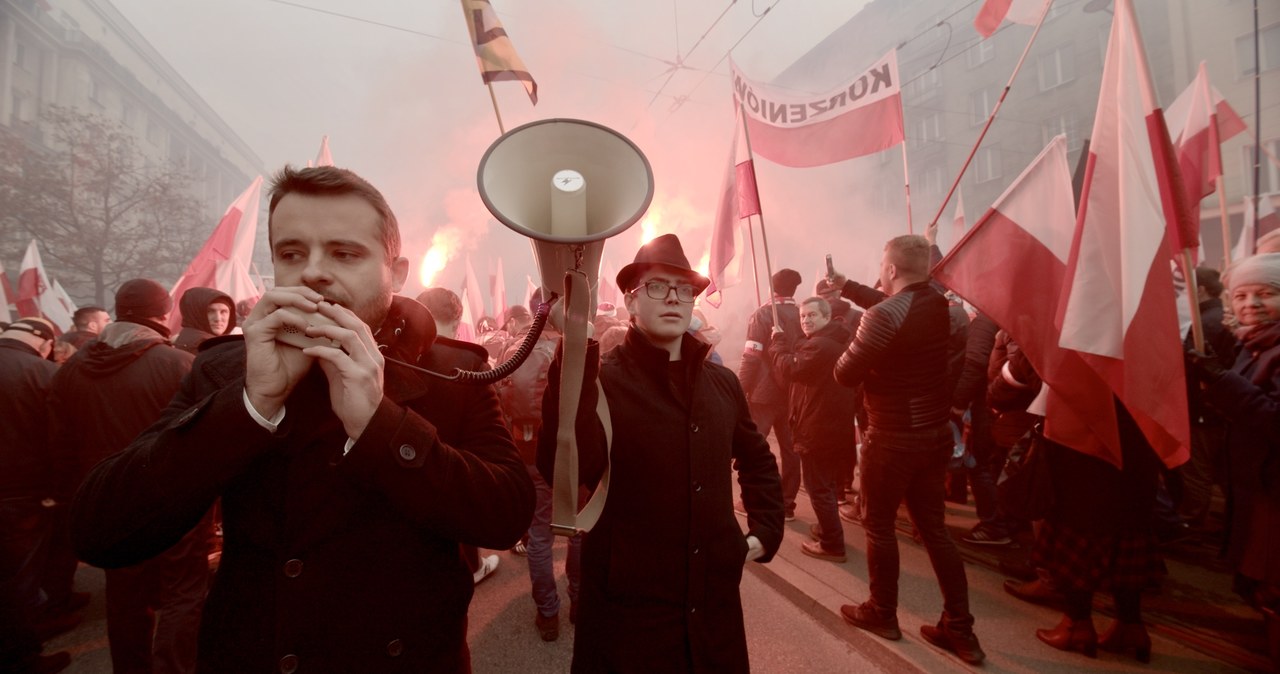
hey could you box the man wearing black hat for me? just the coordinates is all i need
[0,317,74,673]
[538,233,784,673]
[48,278,206,674]
[737,267,804,520]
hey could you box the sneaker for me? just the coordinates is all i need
[784,509,796,522]
[961,525,1012,546]
[535,611,560,641]
[921,623,986,665]
[733,500,748,517]
[472,554,500,585]
[840,602,901,640]
[800,539,846,563]
[511,535,529,556]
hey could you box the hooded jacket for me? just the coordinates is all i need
[174,287,236,354]
[49,321,194,495]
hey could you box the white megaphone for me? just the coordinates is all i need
[477,118,654,316]
[477,118,652,537]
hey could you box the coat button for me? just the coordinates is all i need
[386,639,404,657]
[283,559,303,578]
[693,482,702,492]
[690,422,699,433]
[690,606,697,613]
[398,444,416,461]
[278,654,298,673]
[693,547,700,555]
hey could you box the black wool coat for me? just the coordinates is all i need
[768,321,858,458]
[539,327,784,673]
[71,297,534,673]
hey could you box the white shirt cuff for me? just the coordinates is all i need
[745,535,764,562]
[243,388,285,432]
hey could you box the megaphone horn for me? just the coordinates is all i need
[477,118,655,314]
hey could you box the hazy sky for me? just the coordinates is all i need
[108,0,877,335]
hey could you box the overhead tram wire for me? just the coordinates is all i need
[262,0,457,42]
[631,0,745,131]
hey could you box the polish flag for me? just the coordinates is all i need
[731,50,903,168]
[15,240,49,320]
[1057,0,1191,469]
[490,258,508,319]
[705,110,759,307]
[974,0,1050,39]
[46,279,76,332]
[1165,62,1248,247]
[314,136,334,167]
[457,284,476,343]
[0,259,15,324]
[933,136,1122,461]
[167,177,264,333]
[1236,195,1280,260]
[463,255,486,322]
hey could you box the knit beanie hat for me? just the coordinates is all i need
[771,268,802,297]
[115,278,173,319]
[1224,253,1280,291]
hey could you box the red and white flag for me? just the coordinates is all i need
[974,0,1050,38]
[44,279,75,332]
[460,0,538,105]
[731,50,903,168]
[15,240,49,321]
[167,177,264,333]
[314,136,334,167]
[1166,61,1247,243]
[705,110,760,307]
[0,259,14,324]
[457,285,476,343]
[1259,195,1280,239]
[1057,0,1191,469]
[463,255,486,323]
[490,258,508,320]
[1237,195,1280,260]
[934,136,1122,461]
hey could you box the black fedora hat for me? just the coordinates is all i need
[616,233,710,295]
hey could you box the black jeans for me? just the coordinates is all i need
[861,433,974,631]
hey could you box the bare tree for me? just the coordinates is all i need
[0,105,205,306]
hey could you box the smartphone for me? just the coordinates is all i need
[825,254,835,281]
[274,306,341,350]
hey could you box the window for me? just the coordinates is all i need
[1037,44,1075,91]
[14,42,26,69]
[1042,110,1081,151]
[967,39,994,68]
[922,165,944,196]
[87,78,100,104]
[975,146,1002,183]
[122,103,135,127]
[913,113,943,146]
[970,87,995,126]
[1242,138,1280,195]
[903,68,940,102]
[11,93,27,123]
[1236,23,1280,78]
[146,118,164,146]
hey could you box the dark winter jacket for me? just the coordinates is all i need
[174,287,236,354]
[737,297,801,408]
[1185,297,1238,424]
[1202,319,1280,583]
[769,321,858,458]
[539,327,784,673]
[834,281,951,447]
[0,339,57,499]
[71,297,534,673]
[49,321,194,496]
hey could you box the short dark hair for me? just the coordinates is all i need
[1195,267,1223,298]
[800,296,831,318]
[268,165,401,264]
[72,306,106,329]
[416,287,463,323]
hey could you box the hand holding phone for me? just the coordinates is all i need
[825,254,835,282]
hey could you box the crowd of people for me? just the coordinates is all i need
[1,162,1277,673]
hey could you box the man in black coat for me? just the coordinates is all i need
[770,297,858,562]
[832,235,985,665]
[51,278,202,674]
[71,166,534,673]
[0,318,73,673]
[539,234,784,673]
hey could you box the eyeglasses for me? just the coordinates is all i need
[635,280,697,303]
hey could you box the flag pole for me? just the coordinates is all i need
[746,217,763,307]
[486,83,507,135]
[1217,177,1233,267]
[739,101,780,327]
[900,142,914,234]
[1182,250,1206,352]
[926,0,1054,231]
